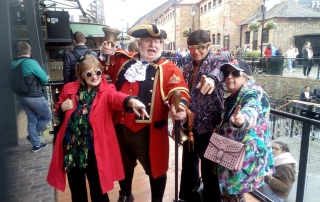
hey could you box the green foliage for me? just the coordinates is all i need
[249,21,260,31]
[116,35,130,41]
[182,28,190,37]
[243,50,262,58]
[264,20,277,29]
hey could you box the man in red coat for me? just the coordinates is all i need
[100,24,190,202]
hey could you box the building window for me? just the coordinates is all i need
[208,2,211,9]
[245,31,250,44]
[217,33,221,45]
[201,7,203,14]
[213,0,216,7]
[262,28,269,43]
[218,0,222,4]
[212,34,216,45]
[204,5,207,12]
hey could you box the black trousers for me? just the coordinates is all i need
[179,131,221,202]
[115,124,167,200]
[67,151,109,202]
[303,66,312,76]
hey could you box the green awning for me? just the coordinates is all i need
[70,23,107,37]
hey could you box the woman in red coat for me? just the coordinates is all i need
[47,55,148,202]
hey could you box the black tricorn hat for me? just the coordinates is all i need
[127,24,167,39]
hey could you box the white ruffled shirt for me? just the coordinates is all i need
[124,61,149,83]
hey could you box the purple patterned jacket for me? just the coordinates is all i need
[182,52,228,134]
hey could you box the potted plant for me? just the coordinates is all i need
[243,50,262,61]
[182,28,191,37]
[249,21,260,31]
[264,20,277,30]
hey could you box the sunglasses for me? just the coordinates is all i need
[187,43,209,52]
[85,70,102,78]
[224,71,243,81]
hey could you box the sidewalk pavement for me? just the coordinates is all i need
[263,64,320,80]
[3,135,55,202]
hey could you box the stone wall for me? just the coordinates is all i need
[254,74,320,100]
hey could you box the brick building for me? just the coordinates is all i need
[131,0,320,55]
[241,0,320,56]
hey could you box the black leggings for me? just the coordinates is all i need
[67,151,109,202]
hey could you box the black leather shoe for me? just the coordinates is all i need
[118,191,134,202]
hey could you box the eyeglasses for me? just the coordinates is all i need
[187,43,209,52]
[224,71,242,81]
[85,70,102,78]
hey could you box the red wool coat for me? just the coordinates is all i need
[47,76,126,194]
[101,50,190,178]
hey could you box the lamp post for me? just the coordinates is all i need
[260,0,266,68]
[190,5,197,32]
[120,18,125,49]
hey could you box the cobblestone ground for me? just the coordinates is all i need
[3,136,55,202]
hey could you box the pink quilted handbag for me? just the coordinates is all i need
[204,132,245,171]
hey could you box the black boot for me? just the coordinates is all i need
[118,190,134,202]
[118,171,135,202]
[149,174,167,201]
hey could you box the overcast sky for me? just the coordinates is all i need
[76,0,168,29]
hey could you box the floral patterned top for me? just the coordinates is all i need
[182,52,228,134]
[218,80,274,194]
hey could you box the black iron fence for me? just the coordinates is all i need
[241,56,320,78]
[252,100,320,202]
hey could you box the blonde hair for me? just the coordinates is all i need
[128,40,139,52]
[76,55,103,81]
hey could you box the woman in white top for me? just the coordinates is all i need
[292,45,299,72]
[285,46,296,72]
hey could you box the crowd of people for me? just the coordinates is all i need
[13,24,304,202]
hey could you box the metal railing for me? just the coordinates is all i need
[241,56,320,79]
[251,101,320,202]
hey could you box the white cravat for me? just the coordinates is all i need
[124,61,149,83]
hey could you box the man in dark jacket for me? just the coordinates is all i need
[11,42,51,152]
[63,31,97,83]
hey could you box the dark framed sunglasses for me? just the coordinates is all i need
[85,70,102,78]
[187,42,209,52]
[224,71,242,81]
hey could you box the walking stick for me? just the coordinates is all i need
[173,90,181,202]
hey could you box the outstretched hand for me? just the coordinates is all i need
[229,105,245,127]
[196,75,215,95]
[129,99,149,120]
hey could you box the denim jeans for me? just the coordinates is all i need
[287,59,293,71]
[17,96,51,147]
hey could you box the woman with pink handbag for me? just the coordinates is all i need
[207,59,274,202]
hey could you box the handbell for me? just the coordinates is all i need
[102,27,121,43]
[169,120,189,145]
[101,27,121,66]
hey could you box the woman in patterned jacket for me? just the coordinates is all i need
[216,59,274,202]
